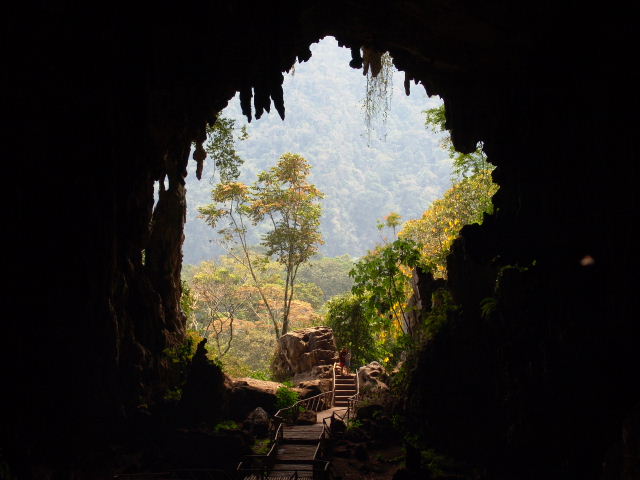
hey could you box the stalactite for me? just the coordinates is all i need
[192,125,207,180]
[362,46,383,77]
[240,86,253,122]
[349,46,363,69]
[271,72,285,120]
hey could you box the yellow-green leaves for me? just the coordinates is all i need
[401,169,497,277]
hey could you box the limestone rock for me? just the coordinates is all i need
[243,407,270,437]
[357,362,389,393]
[297,379,332,398]
[273,327,338,381]
[228,378,281,419]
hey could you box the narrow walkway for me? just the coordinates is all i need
[252,410,339,479]
[241,367,359,479]
[316,407,347,424]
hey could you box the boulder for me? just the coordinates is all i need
[273,327,338,380]
[227,377,315,419]
[357,361,389,393]
[228,378,281,419]
[297,378,332,398]
[243,407,270,437]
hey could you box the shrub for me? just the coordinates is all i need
[275,385,300,410]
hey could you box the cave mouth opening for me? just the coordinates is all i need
[179,35,495,380]
[8,4,639,479]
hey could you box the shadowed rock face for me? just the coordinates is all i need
[3,2,639,479]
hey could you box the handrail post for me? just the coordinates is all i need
[331,361,336,407]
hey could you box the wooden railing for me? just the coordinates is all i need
[322,364,360,439]
[272,389,334,426]
[331,361,337,405]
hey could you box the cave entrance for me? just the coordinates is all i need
[179,37,494,379]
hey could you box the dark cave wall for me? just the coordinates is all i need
[3,1,639,478]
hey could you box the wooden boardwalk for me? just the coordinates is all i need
[239,412,334,479]
[281,424,323,442]
[239,370,358,479]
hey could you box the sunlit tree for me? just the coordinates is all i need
[198,153,323,340]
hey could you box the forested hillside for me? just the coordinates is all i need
[183,37,451,264]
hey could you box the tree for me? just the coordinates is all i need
[325,293,377,367]
[198,153,324,340]
[350,238,423,337]
[400,171,497,277]
[296,255,355,303]
[190,261,255,358]
[376,211,402,243]
[203,116,248,183]
[251,153,324,337]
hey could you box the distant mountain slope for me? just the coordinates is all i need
[183,37,451,264]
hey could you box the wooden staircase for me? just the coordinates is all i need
[332,368,356,408]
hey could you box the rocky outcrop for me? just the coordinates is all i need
[227,377,322,419]
[358,362,389,393]
[272,327,338,382]
[227,378,283,419]
[178,339,227,426]
[242,407,270,437]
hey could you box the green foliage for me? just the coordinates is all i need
[162,330,203,401]
[423,288,457,337]
[345,418,363,430]
[293,281,325,309]
[248,369,272,381]
[419,449,462,478]
[350,238,423,335]
[480,296,498,320]
[275,384,300,410]
[325,293,377,367]
[252,438,273,455]
[424,104,490,180]
[296,255,355,303]
[376,211,402,243]
[213,420,240,433]
[180,279,197,325]
[204,117,248,183]
[400,105,498,278]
